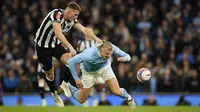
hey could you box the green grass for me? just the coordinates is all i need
[0,106,199,112]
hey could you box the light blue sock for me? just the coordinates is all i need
[120,88,132,101]
[68,84,79,100]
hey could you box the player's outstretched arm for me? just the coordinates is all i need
[73,23,102,42]
[112,44,131,62]
[67,52,89,88]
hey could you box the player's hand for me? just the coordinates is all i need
[117,57,127,62]
[96,38,102,43]
[75,79,83,89]
[70,48,77,56]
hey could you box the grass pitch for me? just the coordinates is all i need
[0,106,199,112]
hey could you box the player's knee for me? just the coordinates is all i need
[78,97,87,103]
[61,53,72,63]
[48,75,54,80]
[45,73,54,80]
[65,53,72,59]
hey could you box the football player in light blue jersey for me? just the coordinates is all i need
[62,41,136,109]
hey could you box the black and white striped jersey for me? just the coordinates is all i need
[76,38,97,70]
[34,8,77,48]
[77,39,97,52]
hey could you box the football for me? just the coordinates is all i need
[137,68,151,82]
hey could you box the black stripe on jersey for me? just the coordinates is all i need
[35,9,75,48]
[66,25,71,29]
[48,32,55,48]
[62,23,66,29]
[55,37,58,46]
[40,25,53,47]
[36,17,51,43]
[89,41,92,47]
[76,40,97,52]
[84,41,86,50]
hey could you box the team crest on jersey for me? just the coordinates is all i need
[56,12,61,20]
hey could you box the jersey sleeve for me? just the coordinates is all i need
[67,51,90,80]
[50,10,63,23]
[112,44,131,61]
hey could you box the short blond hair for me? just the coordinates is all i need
[99,41,113,51]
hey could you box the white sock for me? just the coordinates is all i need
[127,94,132,101]
[120,88,132,101]
[42,99,46,104]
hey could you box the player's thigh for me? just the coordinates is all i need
[81,70,95,88]
[100,65,121,94]
[53,44,71,63]
[106,77,121,95]
[36,45,53,71]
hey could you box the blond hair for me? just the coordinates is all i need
[99,41,113,51]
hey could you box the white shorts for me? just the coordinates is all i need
[81,65,115,88]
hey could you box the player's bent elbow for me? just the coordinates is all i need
[128,55,131,61]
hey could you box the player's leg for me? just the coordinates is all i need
[101,65,136,109]
[106,78,130,99]
[39,87,46,106]
[36,45,64,107]
[43,67,64,107]
[60,53,72,82]
[34,63,47,106]
[68,83,92,103]
[53,44,73,96]
[43,68,55,92]
[53,44,72,84]
[74,69,96,103]
[36,45,56,93]
[59,82,91,103]
[106,78,136,109]
[60,69,95,103]
[38,72,47,106]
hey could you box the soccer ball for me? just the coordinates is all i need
[137,68,151,82]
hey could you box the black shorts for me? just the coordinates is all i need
[35,44,68,71]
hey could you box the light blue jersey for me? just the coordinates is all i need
[67,44,131,80]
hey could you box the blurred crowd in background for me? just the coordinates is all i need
[0,0,200,98]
